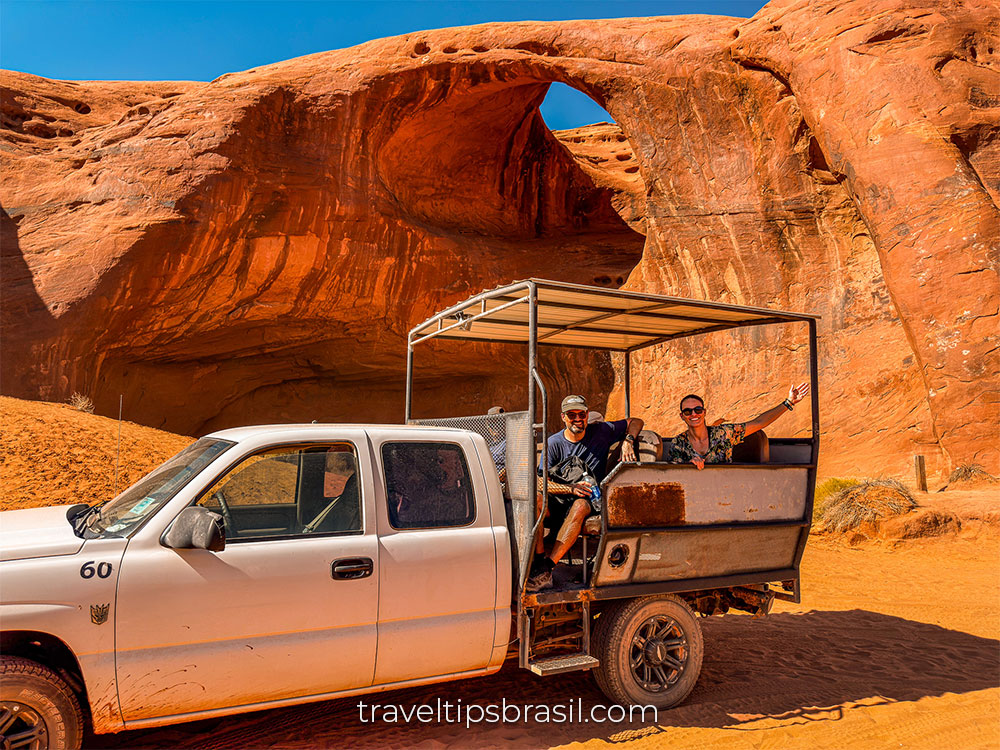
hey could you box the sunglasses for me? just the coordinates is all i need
[564,410,588,421]
[680,406,705,416]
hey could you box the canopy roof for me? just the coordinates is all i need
[410,279,818,352]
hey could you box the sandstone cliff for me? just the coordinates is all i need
[2,0,997,480]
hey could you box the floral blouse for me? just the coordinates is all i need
[667,423,747,464]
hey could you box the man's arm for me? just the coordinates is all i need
[537,475,591,497]
[620,417,645,463]
[500,468,589,497]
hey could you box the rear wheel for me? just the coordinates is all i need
[0,657,83,750]
[592,595,704,708]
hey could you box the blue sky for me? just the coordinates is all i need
[2,1,767,130]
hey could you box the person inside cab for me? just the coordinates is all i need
[667,383,810,469]
[527,395,643,590]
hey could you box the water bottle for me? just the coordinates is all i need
[590,483,602,512]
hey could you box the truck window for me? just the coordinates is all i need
[382,442,475,529]
[90,437,234,537]
[198,443,362,539]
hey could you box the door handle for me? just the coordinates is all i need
[331,557,373,580]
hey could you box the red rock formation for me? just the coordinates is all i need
[1,2,996,481]
[730,0,1000,478]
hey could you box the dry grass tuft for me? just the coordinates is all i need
[67,392,95,413]
[814,477,860,520]
[819,478,917,533]
[948,463,998,485]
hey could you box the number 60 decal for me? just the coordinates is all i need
[80,561,113,579]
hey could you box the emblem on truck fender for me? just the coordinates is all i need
[91,603,110,625]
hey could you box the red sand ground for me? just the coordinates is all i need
[0,396,192,510]
[1,397,997,749]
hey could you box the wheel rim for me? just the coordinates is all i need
[0,701,49,750]
[628,614,689,692]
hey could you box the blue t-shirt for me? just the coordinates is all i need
[538,420,628,482]
[489,439,506,472]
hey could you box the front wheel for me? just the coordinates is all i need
[592,595,704,709]
[1,656,84,750]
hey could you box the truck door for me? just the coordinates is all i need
[114,439,378,722]
[372,434,500,683]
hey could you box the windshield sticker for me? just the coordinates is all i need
[104,522,128,533]
[128,497,158,515]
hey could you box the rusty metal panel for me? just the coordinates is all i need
[628,526,801,582]
[603,465,808,525]
[590,535,640,586]
[605,482,685,527]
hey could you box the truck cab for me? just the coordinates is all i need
[1,425,512,749]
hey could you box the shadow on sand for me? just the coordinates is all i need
[91,609,999,749]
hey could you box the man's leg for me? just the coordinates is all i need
[548,498,590,565]
[528,495,570,589]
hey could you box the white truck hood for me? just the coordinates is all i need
[0,505,86,562]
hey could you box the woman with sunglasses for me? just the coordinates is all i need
[668,383,810,470]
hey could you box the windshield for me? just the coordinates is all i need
[87,437,234,537]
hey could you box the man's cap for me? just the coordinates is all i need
[487,406,504,415]
[561,395,588,412]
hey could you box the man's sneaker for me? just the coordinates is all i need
[526,568,553,591]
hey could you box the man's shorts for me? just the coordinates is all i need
[544,492,594,532]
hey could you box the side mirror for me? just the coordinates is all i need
[163,506,226,551]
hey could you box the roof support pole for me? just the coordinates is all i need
[790,318,821,592]
[404,339,414,423]
[624,350,631,417]
[808,319,820,463]
[520,281,543,668]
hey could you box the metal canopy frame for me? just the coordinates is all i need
[408,279,816,353]
[406,278,818,423]
[405,279,821,634]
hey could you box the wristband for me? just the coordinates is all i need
[625,434,636,443]
[783,399,794,411]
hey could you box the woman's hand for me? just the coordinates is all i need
[571,482,593,498]
[788,382,810,405]
[691,456,705,470]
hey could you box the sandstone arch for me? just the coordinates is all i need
[1,3,997,480]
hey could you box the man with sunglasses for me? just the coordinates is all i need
[668,383,810,469]
[527,395,644,589]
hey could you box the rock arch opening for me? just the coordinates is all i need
[539,82,616,131]
[374,71,645,281]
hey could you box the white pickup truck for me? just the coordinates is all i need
[2,281,819,750]
[2,425,528,750]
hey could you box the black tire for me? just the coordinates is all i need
[0,656,83,750]
[592,595,704,709]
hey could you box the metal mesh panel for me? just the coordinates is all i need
[411,411,535,572]
[410,412,532,497]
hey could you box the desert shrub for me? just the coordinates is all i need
[819,478,917,533]
[814,477,860,520]
[67,392,95,413]
[947,462,998,485]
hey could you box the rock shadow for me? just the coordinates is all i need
[0,203,56,398]
[91,609,1000,749]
